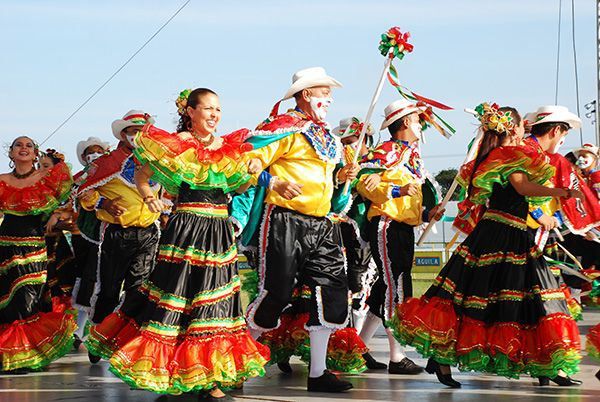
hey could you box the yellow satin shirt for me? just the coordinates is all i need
[357,141,423,226]
[80,178,160,228]
[246,133,339,217]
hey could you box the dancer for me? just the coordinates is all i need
[573,143,600,200]
[80,110,161,364]
[243,67,358,392]
[355,99,443,374]
[71,137,110,343]
[84,88,269,397]
[40,149,79,317]
[0,136,75,373]
[332,117,378,334]
[391,103,582,387]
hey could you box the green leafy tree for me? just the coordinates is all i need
[435,168,460,201]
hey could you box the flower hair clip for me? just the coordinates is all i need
[474,102,515,135]
[44,148,65,162]
[176,89,192,117]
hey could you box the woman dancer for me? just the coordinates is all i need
[390,104,583,387]
[85,88,269,398]
[0,136,75,373]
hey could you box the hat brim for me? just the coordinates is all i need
[76,138,110,166]
[573,147,599,158]
[531,112,582,130]
[282,77,342,100]
[111,120,147,140]
[380,106,424,130]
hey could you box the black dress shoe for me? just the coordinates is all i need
[88,351,101,364]
[307,370,353,392]
[389,358,424,374]
[277,360,293,373]
[362,352,387,370]
[538,376,582,386]
[425,358,461,388]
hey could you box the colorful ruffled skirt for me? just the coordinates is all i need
[257,284,368,373]
[0,214,75,371]
[389,210,581,379]
[85,197,270,395]
[587,324,600,362]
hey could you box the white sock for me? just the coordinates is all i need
[309,326,333,378]
[76,309,88,338]
[359,311,381,345]
[352,308,367,333]
[386,328,406,363]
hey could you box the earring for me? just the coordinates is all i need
[8,159,14,169]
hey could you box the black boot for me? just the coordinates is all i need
[538,376,582,386]
[307,370,353,392]
[425,358,461,388]
[362,352,387,370]
[388,358,424,374]
[73,334,82,351]
[88,351,101,364]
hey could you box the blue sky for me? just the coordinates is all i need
[0,0,598,173]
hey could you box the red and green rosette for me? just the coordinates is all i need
[379,26,414,59]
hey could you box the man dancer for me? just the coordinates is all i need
[244,67,358,392]
[71,137,110,345]
[79,111,161,363]
[356,99,443,374]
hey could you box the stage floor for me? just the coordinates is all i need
[1,311,599,402]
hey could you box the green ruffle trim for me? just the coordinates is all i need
[133,147,251,195]
[387,315,581,379]
[84,332,117,360]
[297,341,367,374]
[587,341,600,361]
[108,357,267,395]
[470,162,554,206]
[2,319,75,371]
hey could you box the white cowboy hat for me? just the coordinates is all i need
[76,137,110,166]
[573,143,599,158]
[332,117,374,139]
[111,110,155,140]
[529,105,582,129]
[380,99,425,130]
[282,67,342,101]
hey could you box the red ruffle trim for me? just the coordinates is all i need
[141,125,253,165]
[394,297,581,376]
[587,324,600,361]
[0,162,72,214]
[108,324,269,394]
[86,311,141,359]
[0,311,76,370]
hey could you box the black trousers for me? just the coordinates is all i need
[72,234,100,308]
[341,221,373,294]
[248,206,349,329]
[366,216,415,322]
[91,223,159,323]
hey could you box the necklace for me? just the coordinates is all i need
[12,167,36,179]
[191,131,215,147]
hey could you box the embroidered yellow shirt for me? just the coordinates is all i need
[357,140,423,225]
[80,178,160,228]
[246,133,339,217]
